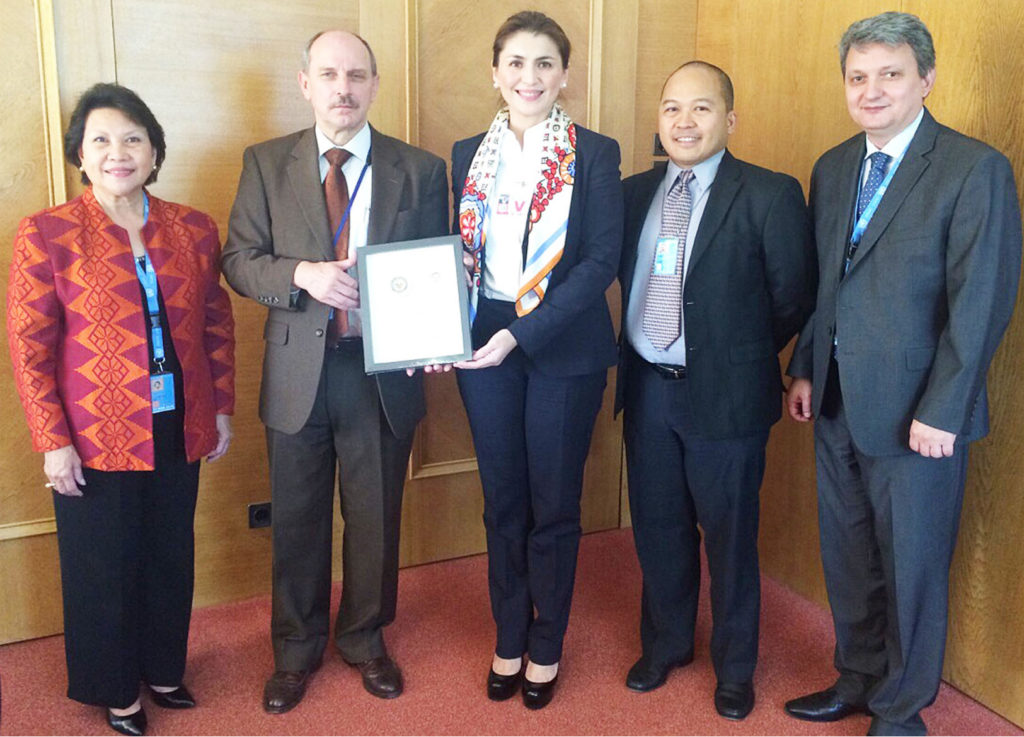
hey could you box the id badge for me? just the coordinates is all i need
[150,372,176,413]
[653,237,679,276]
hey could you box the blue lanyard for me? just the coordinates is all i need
[849,147,907,246]
[134,194,165,368]
[134,254,166,368]
[331,148,371,249]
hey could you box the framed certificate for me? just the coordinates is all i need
[357,235,473,373]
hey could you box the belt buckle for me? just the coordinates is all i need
[654,363,686,379]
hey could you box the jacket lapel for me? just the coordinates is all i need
[824,137,865,282]
[686,150,741,279]
[847,109,937,271]
[286,128,334,259]
[367,127,406,245]
[622,166,664,299]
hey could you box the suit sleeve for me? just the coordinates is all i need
[196,216,236,415]
[6,216,73,451]
[506,136,624,356]
[421,156,450,239]
[221,146,304,309]
[914,151,1022,433]
[786,161,822,380]
[764,175,817,352]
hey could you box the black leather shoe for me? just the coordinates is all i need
[107,706,147,736]
[522,674,558,710]
[487,666,524,701]
[625,652,694,692]
[715,681,755,720]
[263,664,319,714]
[784,687,869,722]
[354,655,403,699]
[148,684,196,709]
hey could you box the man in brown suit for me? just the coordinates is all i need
[222,30,447,713]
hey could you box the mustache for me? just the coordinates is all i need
[332,94,358,107]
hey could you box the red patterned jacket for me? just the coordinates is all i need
[7,188,235,470]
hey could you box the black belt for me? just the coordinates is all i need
[327,337,363,353]
[647,361,687,380]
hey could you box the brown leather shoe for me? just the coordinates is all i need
[263,665,318,714]
[353,656,403,699]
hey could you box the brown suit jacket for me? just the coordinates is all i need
[222,125,448,436]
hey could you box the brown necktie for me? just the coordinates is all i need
[324,147,352,341]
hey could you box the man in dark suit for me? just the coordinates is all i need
[221,30,447,713]
[784,12,1021,736]
[616,61,815,720]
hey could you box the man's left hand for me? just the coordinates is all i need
[908,419,956,458]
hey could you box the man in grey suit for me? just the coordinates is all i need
[222,30,447,713]
[784,12,1021,736]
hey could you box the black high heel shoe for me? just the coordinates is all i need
[522,673,558,710]
[107,706,147,736]
[148,684,196,709]
[487,666,524,701]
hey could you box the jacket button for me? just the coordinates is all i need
[315,328,324,337]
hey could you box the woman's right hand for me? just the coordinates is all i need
[43,445,85,497]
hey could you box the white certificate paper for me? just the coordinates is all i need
[358,236,472,372]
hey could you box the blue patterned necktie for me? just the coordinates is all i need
[643,170,695,350]
[857,152,892,219]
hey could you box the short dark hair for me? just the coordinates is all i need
[64,83,165,186]
[492,10,571,69]
[302,30,378,76]
[839,12,936,78]
[664,60,735,111]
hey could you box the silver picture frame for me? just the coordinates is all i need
[357,234,472,373]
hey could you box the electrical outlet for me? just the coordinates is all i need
[248,502,272,529]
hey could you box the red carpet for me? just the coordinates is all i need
[0,529,1018,735]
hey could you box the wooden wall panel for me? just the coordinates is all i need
[631,0,698,177]
[0,0,66,643]
[900,0,1024,725]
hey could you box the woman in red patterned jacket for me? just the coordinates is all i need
[7,83,234,736]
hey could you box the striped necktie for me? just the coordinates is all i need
[642,170,695,350]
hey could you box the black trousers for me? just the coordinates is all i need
[457,297,606,665]
[623,351,766,683]
[815,383,968,736]
[52,411,199,708]
[266,344,413,670]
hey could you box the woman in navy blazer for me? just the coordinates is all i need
[450,10,623,710]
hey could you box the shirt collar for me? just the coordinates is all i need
[315,122,372,165]
[499,118,547,154]
[864,108,924,160]
[666,148,726,193]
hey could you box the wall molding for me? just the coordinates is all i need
[0,518,57,542]
[33,0,66,207]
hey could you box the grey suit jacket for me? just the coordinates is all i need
[788,109,1021,456]
[222,125,449,436]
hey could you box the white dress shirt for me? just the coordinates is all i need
[482,122,548,302]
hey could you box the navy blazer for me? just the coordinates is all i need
[616,150,816,440]
[451,125,624,377]
[788,109,1021,456]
